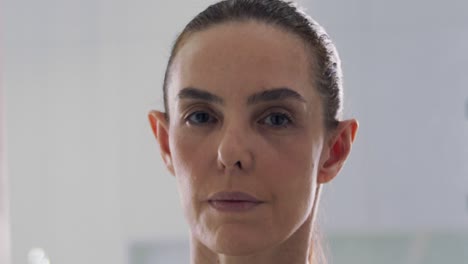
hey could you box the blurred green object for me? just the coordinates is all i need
[327,232,468,264]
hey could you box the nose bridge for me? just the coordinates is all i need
[217,116,253,171]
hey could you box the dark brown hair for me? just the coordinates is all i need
[162,0,344,262]
[162,0,343,131]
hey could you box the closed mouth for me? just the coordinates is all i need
[207,191,263,203]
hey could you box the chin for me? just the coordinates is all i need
[208,224,276,256]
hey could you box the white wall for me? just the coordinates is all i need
[3,0,468,264]
[1,70,11,264]
[309,0,468,231]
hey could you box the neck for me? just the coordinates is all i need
[190,212,314,264]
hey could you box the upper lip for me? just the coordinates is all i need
[208,191,263,203]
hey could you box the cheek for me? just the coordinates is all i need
[169,127,216,202]
[169,128,216,171]
[169,134,204,229]
[260,133,322,222]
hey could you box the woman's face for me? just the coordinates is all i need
[163,21,327,254]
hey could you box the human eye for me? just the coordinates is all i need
[185,110,217,126]
[259,111,293,128]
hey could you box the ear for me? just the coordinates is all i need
[317,119,359,184]
[148,110,175,176]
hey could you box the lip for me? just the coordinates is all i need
[207,191,263,203]
[207,191,264,212]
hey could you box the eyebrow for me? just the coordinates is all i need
[177,87,224,105]
[247,87,307,105]
[177,87,307,105]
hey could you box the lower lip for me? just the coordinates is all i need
[208,200,262,212]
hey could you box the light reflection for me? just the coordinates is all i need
[28,248,50,264]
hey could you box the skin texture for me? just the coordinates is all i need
[148,21,358,264]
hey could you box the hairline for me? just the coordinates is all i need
[164,19,327,125]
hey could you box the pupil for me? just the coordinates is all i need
[195,112,209,122]
[272,115,284,125]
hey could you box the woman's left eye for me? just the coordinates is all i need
[260,112,292,127]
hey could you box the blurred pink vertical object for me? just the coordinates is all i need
[0,25,11,264]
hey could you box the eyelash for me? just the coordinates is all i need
[184,109,294,128]
[185,110,218,126]
[259,111,293,128]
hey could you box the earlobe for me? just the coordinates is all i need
[148,110,175,176]
[318,119,359,184]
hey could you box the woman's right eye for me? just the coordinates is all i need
[186,111,216,125]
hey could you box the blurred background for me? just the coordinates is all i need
[2,0,468,263]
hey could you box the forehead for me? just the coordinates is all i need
[169,21,317,103]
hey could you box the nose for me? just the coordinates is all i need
[217,124,254,173]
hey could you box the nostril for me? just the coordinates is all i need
[235,161,242,169]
